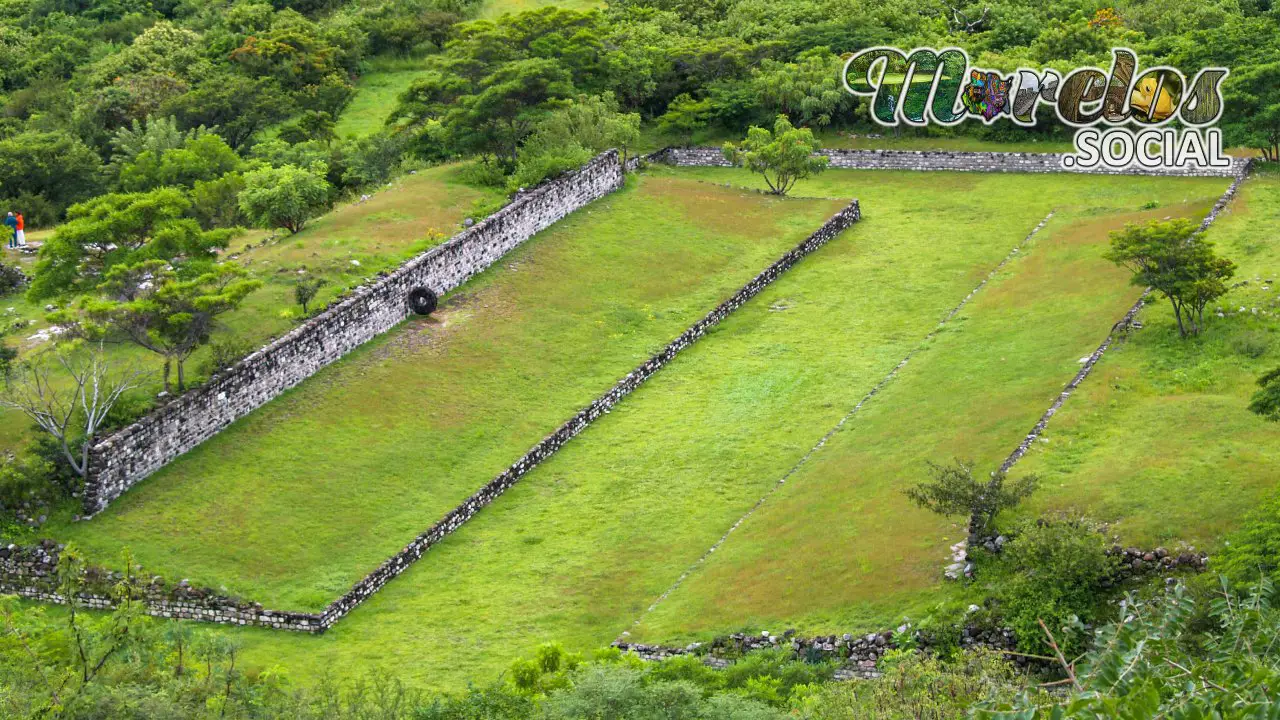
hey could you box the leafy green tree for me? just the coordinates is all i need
[0,131,103,216]
[238,163,332,235]
[657,93,713,144]
[525,93,641,165]
[750,49,855,129]
[163,73,291,151]
[79,261,261,392]
[1249,367,1280,422]
[1105,219,1237,338]
[904,459,1039,540]
[294,276,326,315]
[191,171,248,230]
[722,115,829,196]
[446,58,575,169]
[279,110,338,146]
[28,188,235,300]
[118,133,243,192]
[1223,61,1280,161]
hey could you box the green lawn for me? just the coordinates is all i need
[0,164,501,456]
[117,167,1225,691]
[46,174,847,610]
[1009,175,1280,548]
[335,64,432,139]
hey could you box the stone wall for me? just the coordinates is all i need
[82,151,626,516]
[0,541,324,632]
[651,146,1249,178]
[311,199,863,630]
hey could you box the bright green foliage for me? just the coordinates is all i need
[446,58,575,169]
[511,93,640,188]
[238,163,332,234]
[0,131,103,217]
[1218,493,1280,587]
[1223,62,1280,161]
[722,115,828,196]
[657,93,714,144]
[28,188,236,300]
[293,276,327,316]
[77,262,261,392]
[992,518,1121,658]
[906,460,1040,538]
[750,49,856,129]
[978,579,1280,719]
[1249,367,1280,422]
[118,133,243,192]
[1105,219,1237,338]
[792,650,1032,720]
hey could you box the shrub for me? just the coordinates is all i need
[1217,494,1280,586]
[200,336,256,377]
[792,649,1031,720]
[1231,330,1271,359]
[238,163,332,234]
[0,261,27,295]
[1249,367,1280,421]
[994,517,1121,657]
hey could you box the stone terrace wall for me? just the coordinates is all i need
[0,541,324,632]
[82,151,626,516]
[651,146,1249,178]
[310,199,863,630]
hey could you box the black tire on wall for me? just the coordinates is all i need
[408,287,438,315]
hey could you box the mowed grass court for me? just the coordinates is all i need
[38,166,1240,689]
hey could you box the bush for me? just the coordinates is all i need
[200,336,257,377]
[0,261,27,295]
[1249,367,1280,421]
[0,453,57,516]
[1231,330,1270,359]
[1217,494,1280,587]
[793,650,1031,720]
[993,517,1121,657]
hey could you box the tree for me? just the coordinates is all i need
[278,110,337,147]
[657,93,713,144]
[27,188,235,300]
[523,93,641,166]
[446,58,575,170]
[1249,367,1280,421]
[118,133,243,192]
[722,115,829,196]
[294,276,326,315]
[238,163,332,235]
[1105,219,1236,338]
[163,74,291,151]
[0,344,146,478]
[0,131,103,216]
[1223,61,1280,161]
[904,460,1039,540]
[78,262,261,393]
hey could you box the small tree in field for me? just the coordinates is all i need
[294,276,326,315]
[1250,367,1280,421]
[238,163,331,235]
[76,261,261,393]
[722,115,829,196]
[1105,219,1236,338]
[904,460,1039,540]
[0,344,147,478]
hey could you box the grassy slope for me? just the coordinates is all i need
[1010,175,1280,547]
[47,175,846,610]
[628,186,1225,643]
[335,65,431,139]
[0,165,500,456]
[191,169,1226,690]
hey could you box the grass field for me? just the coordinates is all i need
[1010,175,1280,547]
[335,60,433,139]
[39,167,1222,691]
[46,175,847,610]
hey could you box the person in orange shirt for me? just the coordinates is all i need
[14,211,24,247]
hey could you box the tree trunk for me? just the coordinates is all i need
[1170,299,1187,337]
[177,360,186,393]
[162,358,172,393]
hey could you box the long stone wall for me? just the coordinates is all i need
[82,151,626,516]
[651,146,1249,177]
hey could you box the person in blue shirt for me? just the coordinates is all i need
[3,213,16,249]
